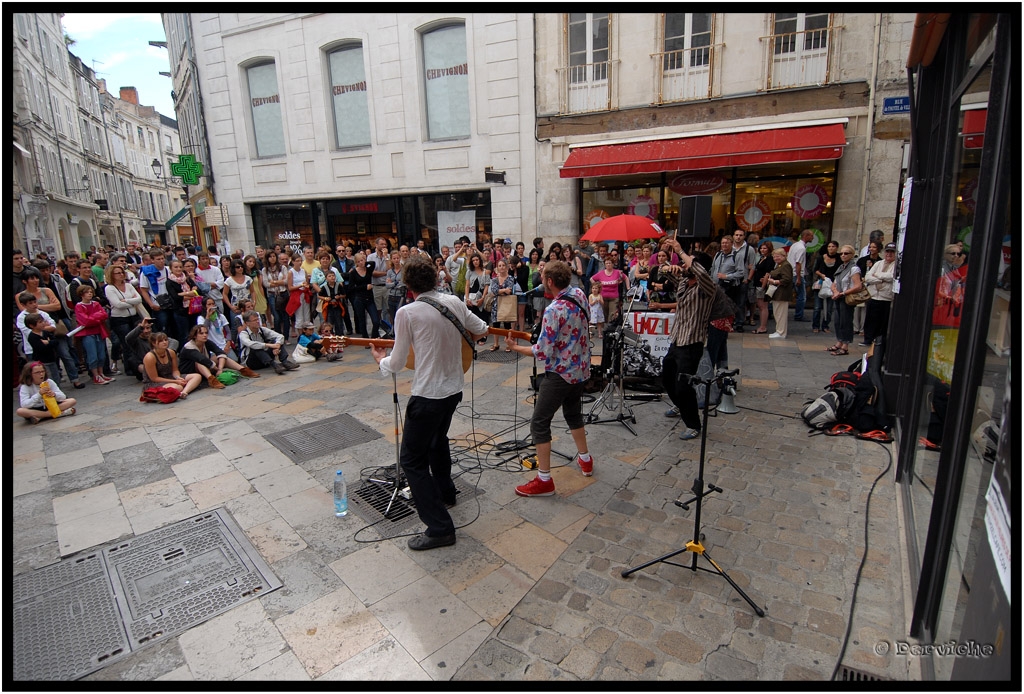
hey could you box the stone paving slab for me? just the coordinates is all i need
[11,323,909,682]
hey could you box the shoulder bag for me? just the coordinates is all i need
[845,286,871,306]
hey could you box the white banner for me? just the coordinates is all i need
[625,311,675,361]
[438,211,476,250]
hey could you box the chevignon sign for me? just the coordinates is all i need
[668,172,727,196]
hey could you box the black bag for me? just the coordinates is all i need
[156,292,177,311]
[709,286,739,322]
[846,370,891,432]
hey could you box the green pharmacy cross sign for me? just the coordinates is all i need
[170,154,204,185]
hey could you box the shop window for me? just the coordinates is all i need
[422,24,470,141]
[768,13,832,89]
[327,43,371,149]
[417,191,491,249]
[658,13,713,103]
[246,61,286,157]
[563,13,609,113]
[253,204,314,252]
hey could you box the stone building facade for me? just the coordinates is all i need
[180,12,537,254]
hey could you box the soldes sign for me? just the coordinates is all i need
[668,172,727,196]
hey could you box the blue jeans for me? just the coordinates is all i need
[81,333,108,371]
[54,321,80,382]
[351,295,381,339]
[793,279,806,320]
[812,295,832,331]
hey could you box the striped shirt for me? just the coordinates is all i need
[668,261,717,347]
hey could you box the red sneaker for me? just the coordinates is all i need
[515,476,555,497]
[577,455,593,477]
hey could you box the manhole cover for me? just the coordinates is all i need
[12,508,281,681]
[104,509,282,651]
[13,553,129,681]
[476,348,521,364]
[348,474,481,539]
[265,413,383,462]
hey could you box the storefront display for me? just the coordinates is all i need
[581,160,837,246]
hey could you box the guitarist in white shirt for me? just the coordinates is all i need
[371,257,488,551]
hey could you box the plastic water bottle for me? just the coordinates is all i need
[333,470,348,517]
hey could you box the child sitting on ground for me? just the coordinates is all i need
[318,322,343,361]
[297,321,325,360]
[17,361,77,424]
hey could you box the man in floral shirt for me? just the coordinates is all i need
[506,260,593,496]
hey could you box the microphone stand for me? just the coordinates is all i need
[621,369,764,617]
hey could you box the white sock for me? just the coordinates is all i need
[538,470,551,482]
[578,452,591,463]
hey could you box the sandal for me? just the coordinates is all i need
[832,348,849,356]
[66,407,76,417]
[27,416,40,425]
[752,329,768,334]
[504,347,512,352]
[826,344,842,352]
[489,345,500,352]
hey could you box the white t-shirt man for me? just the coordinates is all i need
[787,237,808,286]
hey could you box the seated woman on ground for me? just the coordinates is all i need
[17,361,77,424]
[142,331,202,399]
[179,324,259,389]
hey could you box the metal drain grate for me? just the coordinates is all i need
[13,553,130,681]
[838,665,889,682]
[265,413,383,462]
[476,348,522,364]
[348,475,481,539]
[12,508,281,681]
[104,508,282,650]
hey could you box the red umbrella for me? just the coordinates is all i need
[581,214,666,243]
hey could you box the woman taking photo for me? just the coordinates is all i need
[464,253,491,327]
[751,241,775,334]
[764,248,794,339]
[811,240,840,333]
[828,245,864,356]
[487,258,521,351]
[165,258,201,343]
[285,253,312,335]
[346,252,380,342]
[262,250,289,333]
[197,296,232,354]
[647,249,676,305]
[142,331,202,399]
[434,254,454,294]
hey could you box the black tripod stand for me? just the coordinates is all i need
[585,327,638,435]
[621,369,764,617]
[368,373,407,517]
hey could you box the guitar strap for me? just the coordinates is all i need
[416,295,476,354]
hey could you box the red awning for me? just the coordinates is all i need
[963,108,986,149]
[559,123,847,179]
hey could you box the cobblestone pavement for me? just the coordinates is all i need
[11,321,913,682]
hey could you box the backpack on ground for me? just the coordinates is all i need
[801,369,860,429]
[845,368,891,432]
